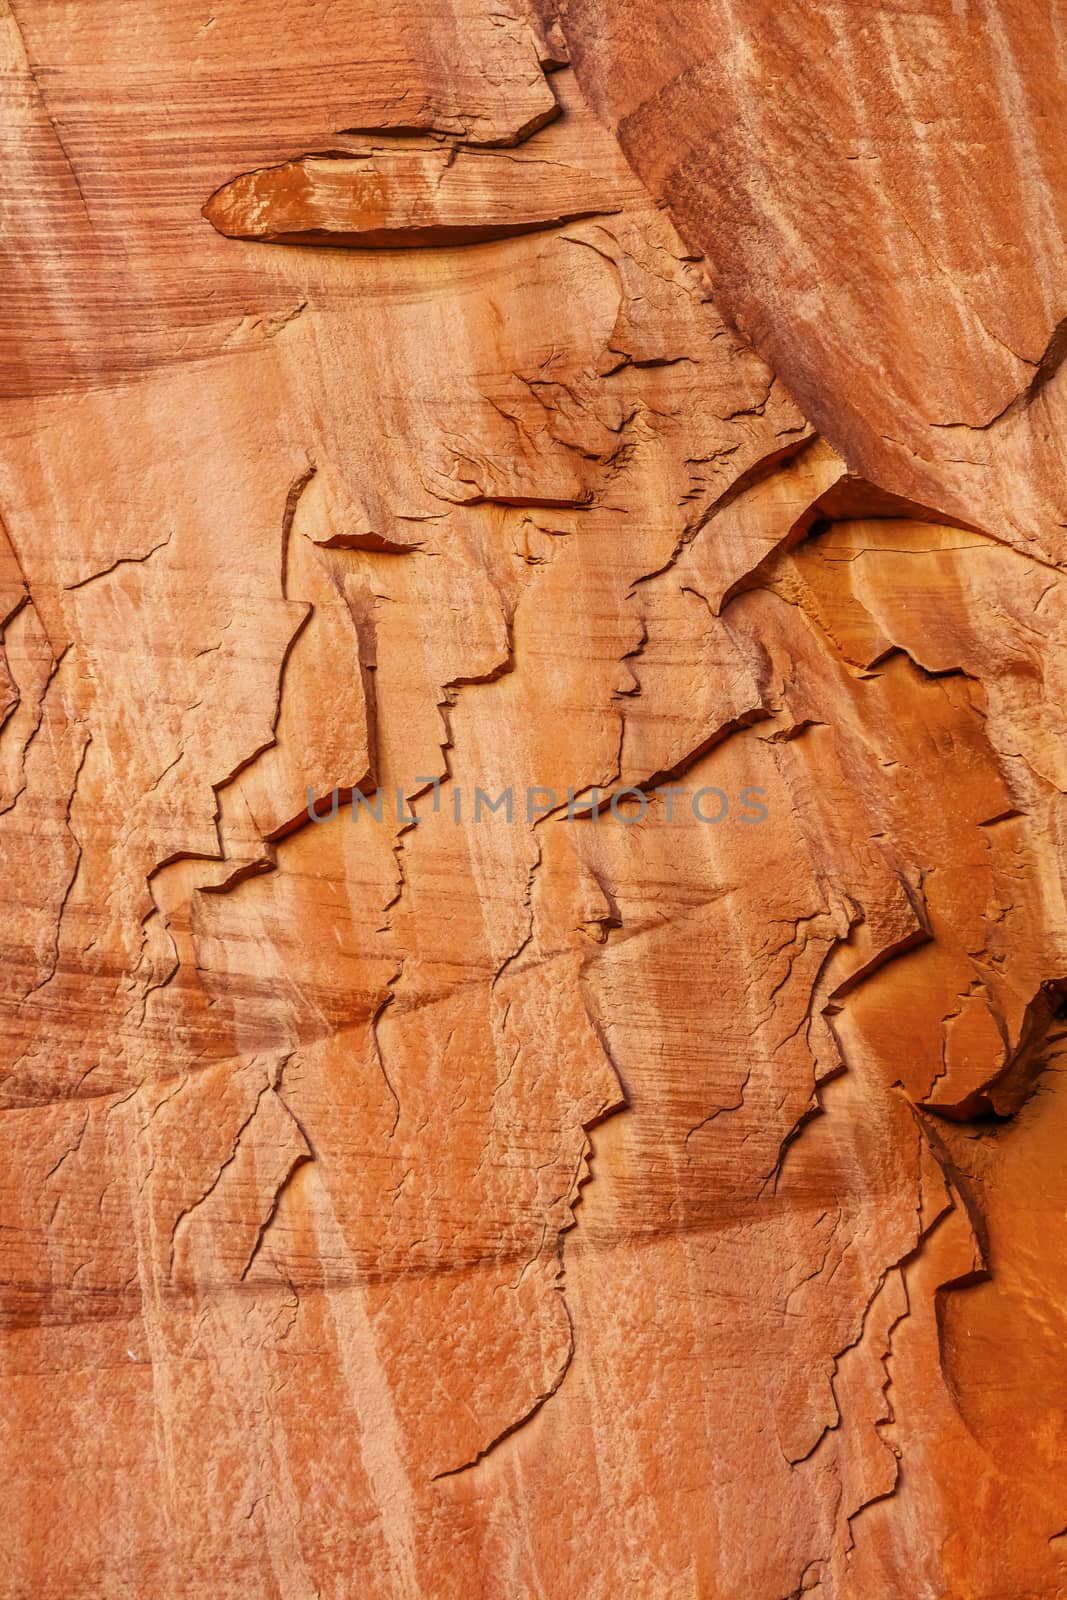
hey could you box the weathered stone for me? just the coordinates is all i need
[2,3,1066,1597]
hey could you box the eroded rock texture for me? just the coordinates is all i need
[2,2,1066,1596]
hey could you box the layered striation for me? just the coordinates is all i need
[2,2,1066,1597]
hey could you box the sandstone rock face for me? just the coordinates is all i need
[2,3,1066,1597]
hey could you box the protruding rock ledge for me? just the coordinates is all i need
[203,148,625,247]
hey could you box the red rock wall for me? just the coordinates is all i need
[2,2,1066,1595]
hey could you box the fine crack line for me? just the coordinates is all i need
[64,532,174,592]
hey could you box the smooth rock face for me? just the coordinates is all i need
[553,0,1067,562]
[2,2,1066,1597]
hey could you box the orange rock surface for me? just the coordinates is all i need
[2,2,1066,1596]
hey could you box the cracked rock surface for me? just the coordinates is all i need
[2,1,1067,1596]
